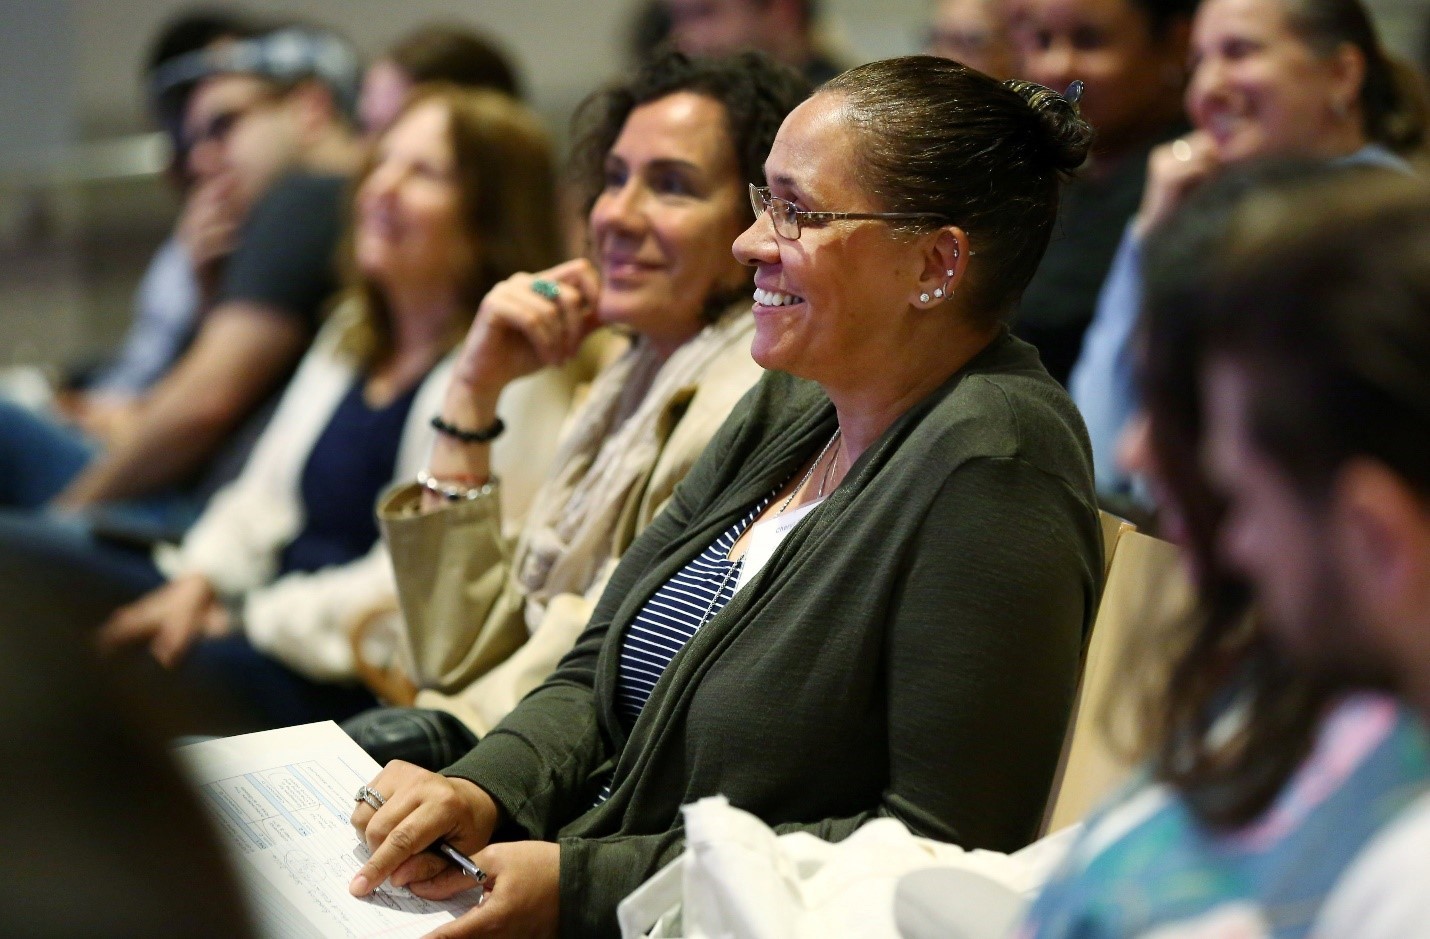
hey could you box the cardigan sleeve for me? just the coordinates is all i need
[876,453,1091,850]
[440,424,725,840]
[547,453,1093,935]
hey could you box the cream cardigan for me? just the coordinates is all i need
[155,306,581,680]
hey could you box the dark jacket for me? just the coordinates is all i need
[446,331,1103,937]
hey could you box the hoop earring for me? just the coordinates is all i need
[931,268,955,300]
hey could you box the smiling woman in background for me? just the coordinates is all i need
[1070,0,1426,502]
[97,85,570,729]
[347,55,1102,939]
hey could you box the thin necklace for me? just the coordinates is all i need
[777,428,842,516]
[698,427,842,630]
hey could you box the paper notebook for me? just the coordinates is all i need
[177,721,481,938]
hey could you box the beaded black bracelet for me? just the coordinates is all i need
[430,414,505,443]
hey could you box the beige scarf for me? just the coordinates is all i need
[512,306,755,631]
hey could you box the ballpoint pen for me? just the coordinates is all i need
[356,785,488,891]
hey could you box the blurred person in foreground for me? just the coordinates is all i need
[346,55,1101,938]
[1069,0,1426,502]
[359,22,522,139]
[662,0,849,84]
[0,548,255,936]
[1009,0,1196,386]
[926,0,1018,79]
[340,51,804,770]
[1021,168,1430,938]
[96,85,571,731]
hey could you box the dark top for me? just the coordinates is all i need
[218,171,348,333]
[195,171,349,501]
[1014,127,1183,386]
[279,377,419,576]
[445,330,1103,937]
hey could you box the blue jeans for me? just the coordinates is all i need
[0,402,96,508]
[184,634,378,730]
[0,401,201,533]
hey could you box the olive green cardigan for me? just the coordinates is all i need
[445,331,1102,937]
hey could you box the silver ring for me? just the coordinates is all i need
[355,785,385,811]
[1171,139,1193,162]
[530,278,561,301]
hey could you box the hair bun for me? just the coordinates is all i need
[1003,79,1095,173]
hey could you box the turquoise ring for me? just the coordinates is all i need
[530,278,561,301]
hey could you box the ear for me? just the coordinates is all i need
[1326,41,1367,119]
[912,226,971,309]
[1332,459,1430,628]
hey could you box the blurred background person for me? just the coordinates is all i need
[926,0,1017,79]
[662,0,848,83]
[341,51,804,770]
[0,23,363,534]
[54,9,263,449]
[1009,0,1196,387]
[359,21,523,139]
[1070,0,1427,506]
[94,85,572,731]
[1022,165,1430,939]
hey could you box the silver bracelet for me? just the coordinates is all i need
[416,468,499,502]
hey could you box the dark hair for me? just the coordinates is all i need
[1129,0,1200,38]
[1206,171,1430,503]
[821,56,1093,324]
[385,22,523,101]
[569,49,812,213]
[1133,161,1353,828]
[1282,0,1428,154]
[1132,162,1420,828]
[0,551,255,936]
[343,85,563,367]
[144,8,265,76]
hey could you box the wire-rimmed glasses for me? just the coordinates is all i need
[748,183,949,240]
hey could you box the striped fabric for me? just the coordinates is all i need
[591,496,772,807]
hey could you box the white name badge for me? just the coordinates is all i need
[734,498,824,593]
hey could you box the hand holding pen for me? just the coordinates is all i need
[348,762,499,899]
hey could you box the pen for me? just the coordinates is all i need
[356,785,488,888]
[432,840,487,884]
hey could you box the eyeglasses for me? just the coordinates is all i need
[184,94,277,151]
[749,184,949,241]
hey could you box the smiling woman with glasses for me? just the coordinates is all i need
[748,183,950,239]
[348,55,1102,939]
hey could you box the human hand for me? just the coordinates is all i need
[349,761,501,898]
[178,176,243,271]
[1133,132,1220,239]
[413,841,560,939]
[71,396,145,448]
[451,258,601,399]
[98,573,230,667]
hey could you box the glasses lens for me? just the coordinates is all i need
[775,200,799,239]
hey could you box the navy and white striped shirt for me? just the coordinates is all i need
[590,496,772,807]
[615,497,771,728]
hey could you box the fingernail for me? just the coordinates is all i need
[349,874,369,896]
